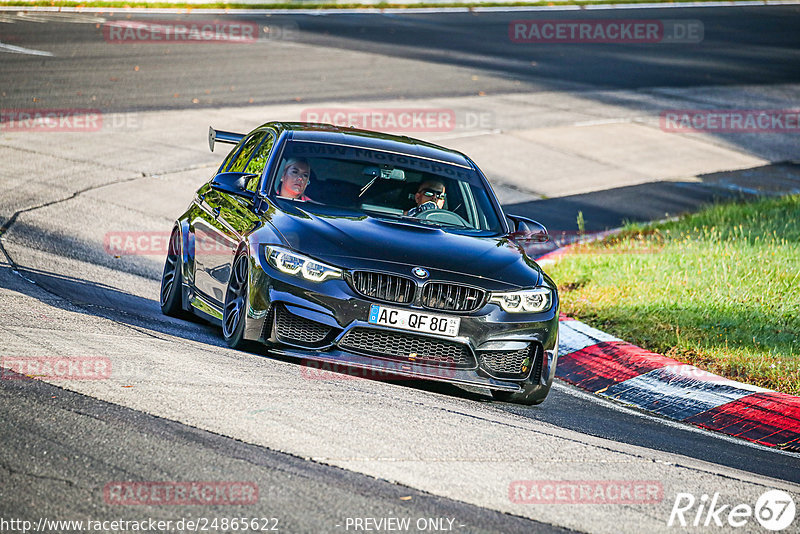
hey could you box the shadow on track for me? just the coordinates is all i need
[2,262,494,403]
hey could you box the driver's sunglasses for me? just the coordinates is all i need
[420,189,446,200]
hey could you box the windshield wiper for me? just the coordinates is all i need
[358,175,379,198]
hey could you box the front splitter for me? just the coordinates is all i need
[268,348,523,392]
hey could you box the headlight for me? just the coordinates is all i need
[265,246,342,282]
[490,288,552,313]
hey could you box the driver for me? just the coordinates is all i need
[406,180,446,217]
[277,158,312,201]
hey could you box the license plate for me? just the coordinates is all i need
[368,304,460,337]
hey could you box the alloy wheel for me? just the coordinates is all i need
[223,253,248,338]
[160,230,180,307]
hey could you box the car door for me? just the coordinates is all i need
[193,130,275,307]
[191,131,263,305]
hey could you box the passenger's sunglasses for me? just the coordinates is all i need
[419,189,446,200]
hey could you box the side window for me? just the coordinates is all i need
[217,145,239,173]
[227,132,266,173]
[243,134,275,192]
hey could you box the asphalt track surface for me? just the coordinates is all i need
[2,6,800,533]
[2,6,800,111]
[0,369,563,533]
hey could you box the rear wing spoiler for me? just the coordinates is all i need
[208,126,244,152]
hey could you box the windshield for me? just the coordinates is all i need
[266,140,504,234]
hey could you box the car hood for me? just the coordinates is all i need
[261,205,542,289]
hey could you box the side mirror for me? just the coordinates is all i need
[210,172,257,201]
[507,214,549,243]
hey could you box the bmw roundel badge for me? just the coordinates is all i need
[412,267,429,279]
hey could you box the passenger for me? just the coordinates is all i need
[406,180,446,216]
[277,158,312,201]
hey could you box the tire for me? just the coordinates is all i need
[160,228,186,317]
[222,248,257,351]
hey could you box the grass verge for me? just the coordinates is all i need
[549,195,800,396]
[0,0,775,10]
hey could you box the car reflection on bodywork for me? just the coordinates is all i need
[159,122,559,405]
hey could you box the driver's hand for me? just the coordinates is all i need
[408,201,437,217]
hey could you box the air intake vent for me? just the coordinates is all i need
[274,305,333,347]
[480,343,543,380]
[338,327,475,368]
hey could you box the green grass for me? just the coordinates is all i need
[0,0,767,9]
[549,195,800,396]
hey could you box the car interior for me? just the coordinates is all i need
[271,154,497,232]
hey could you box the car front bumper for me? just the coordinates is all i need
[243,252,559,395]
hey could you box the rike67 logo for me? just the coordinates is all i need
[668,490,796,530]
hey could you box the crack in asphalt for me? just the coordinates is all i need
[0,153,216,344]
[0,460,79,489]
[0,177,142,267]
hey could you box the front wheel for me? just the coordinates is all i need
[160,228,185,317]
[222,249,257,351]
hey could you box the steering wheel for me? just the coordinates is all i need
[415,208,470,227]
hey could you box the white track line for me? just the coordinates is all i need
[0,42,54,56]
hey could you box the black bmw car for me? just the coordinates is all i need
[160,122,559,405]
